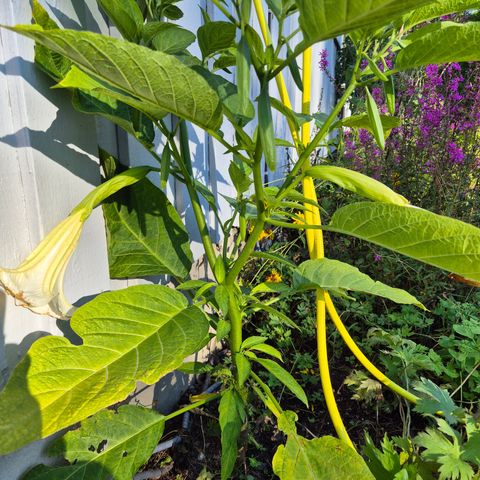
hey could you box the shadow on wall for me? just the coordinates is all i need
[0,57,102,186]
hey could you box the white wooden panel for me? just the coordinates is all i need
[0,1,111,477]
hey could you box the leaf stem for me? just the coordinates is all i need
[163,392,221,422]
[250,370,283,418]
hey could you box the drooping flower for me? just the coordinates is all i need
[0,166,151,319]
[0,210,85,319]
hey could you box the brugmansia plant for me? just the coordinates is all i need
[1,0,480,478]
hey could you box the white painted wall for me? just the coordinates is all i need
[0,1,337,477]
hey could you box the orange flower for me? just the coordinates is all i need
[258,228,273,241]
[265,269,282,283]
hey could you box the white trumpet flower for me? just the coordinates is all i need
[0,209,85,319]
[0,166,151,319]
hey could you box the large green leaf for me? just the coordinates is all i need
[273,411,374,480]
[327,202,480,282]
[24,405,165,480]
[4,24,222,130]
[293,258,423,307]
[103,178,193,279]
[396,22,480,70]
[72,88,155,148]
[219,389,246,480]
[31,0,71,80]
[97,0,144,42]
[295,0,436,49]
[31,3,154,147]
[0,285,209,454]
[305,166,408,206]
[401,0,480,29]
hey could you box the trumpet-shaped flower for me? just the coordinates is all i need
[0,210,85,319]
[0,166,151,319]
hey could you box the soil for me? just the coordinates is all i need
[136,358,427,480]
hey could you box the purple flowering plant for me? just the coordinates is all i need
[339,47,480,223]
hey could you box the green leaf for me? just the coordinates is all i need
[249,343,283,362]
[197,21,236,58]
[286,43,304,92]
[416,422,475,480]
[250,281,292,295]
[103,178,193,279]
[414,378,464,425]
[271,97,312,131]
[142,22,196,54]
[305,166,408,206]
[176,361,213,375]
[31,0,71,81]
[273,412,375,480]
[362,433,403,479]
[402,0,480,29]
[336,113,401,138]
[236,34,251,118]
[241,336,268,350]
[250,251,296,268]
[0,285,209,454]
[254,358,308,406]
[295,0,436,49]
[163,4,183,20]
[266,0,282,18]
[229,158,252,194]
[365,87,385,150]
[97,0,144,41]
[5,25,222,130]
[365,55,388,82]
[258,84,277,170]
[396,22,480,70]
[193,66,254,126]
[327,202,480,282]
[216,318,231,341]
[56,65,155,147]
[249,301,300,330]
[236,353,251,386]
[293,258,424,307]
[219,389,246,480]
[214,285,230,315]
[160,146,171,190]
[24,405,164,480]
[383,78,396,115]
[73,90,155,148]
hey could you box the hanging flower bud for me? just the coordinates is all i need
[0,210,85,319]
[0,166,151,319]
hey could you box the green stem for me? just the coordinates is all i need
[163,392,221,422]
[164,122,218,271]
[211,0,240,26]
[226,144,266,384]
[277,75,358,199]
[226,156,266,283]
[229,292,243,361]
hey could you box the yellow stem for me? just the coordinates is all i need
[251,0,420,446]
[253,0,354,449]
[324,293,420,404]
[317,290,355,448]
